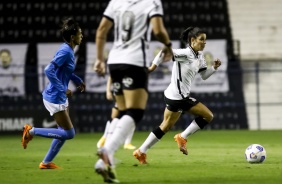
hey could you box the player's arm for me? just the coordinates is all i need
[94,17,113,76]
[150,16,173,62]
[148,50,164,73]
[106,76,113,101]
[199,58,221,80]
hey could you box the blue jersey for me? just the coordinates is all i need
[42,43,83,104]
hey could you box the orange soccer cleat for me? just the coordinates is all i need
[39,162,60,169]
[22,124,33,149]
[174,133,188,155]
[133,149,148,164]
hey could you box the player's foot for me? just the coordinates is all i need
[174,133,188,155]
[22,124,33,149]
[97,136,106,148]
[133,149,147,164]
[96,149,119,183]
[96,166,120,183]
[39,162,60,169]
[124,143,136,150]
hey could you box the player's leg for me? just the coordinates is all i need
[123,126,136,150]
[39,107,75,169]
[103,65,148,165]
[22,101,75,150]
[133,108,181,164]
[174,101,213,155]
[181,102,213,138]
[97,106,119,148]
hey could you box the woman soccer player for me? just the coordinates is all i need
[97,76,136,150]
[93,0,172,182]
[21,18,85,169]
[133,26,222,164]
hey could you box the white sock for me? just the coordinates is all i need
[124,126,135,145]
[104,115,135,165]
[180,120,200,139]
[139,132,160,153]
[29,127,35,135]
[102,120,111,138]
[105,118,118,141]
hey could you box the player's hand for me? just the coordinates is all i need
[106,90,113,101]
[94,59,106,77]
[148,64,157,73]
[162,45,173,62]
[77,82,86,92]
[66,89,72,98]
[214,58,221,70]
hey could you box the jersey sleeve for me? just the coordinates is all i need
[51,50,69,67]
[172,48,189,62]
[103,0,115,21]
[149,0,164,17]
[70,73,83,85]
[198,53,207,72]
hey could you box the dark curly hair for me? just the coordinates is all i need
[61,18,80,43]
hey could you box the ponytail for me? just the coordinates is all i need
[180,27,205,45]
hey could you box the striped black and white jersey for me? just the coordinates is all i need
[164,46,215,100]
[103,0,163,67]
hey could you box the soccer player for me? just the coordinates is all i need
[21,18,85,169]
[133,27,222,164]
[97,76,136,150]
[93,0,172,182]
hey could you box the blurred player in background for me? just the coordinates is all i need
[97,76,136,150]
[21,18,85,169]
[93,0,172,182]
[133,27,222,164]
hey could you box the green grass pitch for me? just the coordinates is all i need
[0,130,281,184]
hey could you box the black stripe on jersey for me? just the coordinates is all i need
[103,15,114,22]
[188,45,198,58]
[198,67,207,73]
[177,62,182,81]
[177,62,185,99]
[150,14,163,19]
[141,39,146,67]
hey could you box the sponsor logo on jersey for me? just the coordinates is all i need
[174,54,187,59]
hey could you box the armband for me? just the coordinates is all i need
[152,50,164,66]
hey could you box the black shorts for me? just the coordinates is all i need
[164,96,199,113]
[109,64,148,95]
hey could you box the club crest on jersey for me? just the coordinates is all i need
[122,77,133,87]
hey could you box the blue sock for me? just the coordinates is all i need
[42,138,65,163]
[34,127,75,140]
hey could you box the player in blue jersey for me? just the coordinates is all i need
[21,18,85,169]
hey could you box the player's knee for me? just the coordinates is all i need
[207,112,214,122]
[126,108,144,124]
[65,128,75,139]
[195,117,210,129]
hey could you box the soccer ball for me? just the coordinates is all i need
[245,144,266,163]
